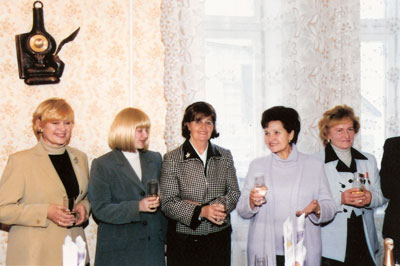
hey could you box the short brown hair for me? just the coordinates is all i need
[32,98,75,141]
[181,102,219,140]
[318,105,360,146]
[108,108,151,152]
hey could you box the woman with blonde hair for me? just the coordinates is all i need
[0,97,90,265]
[316,105,386,266]
[89,107,167,266]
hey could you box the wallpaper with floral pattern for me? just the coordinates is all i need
[0,0,165,264]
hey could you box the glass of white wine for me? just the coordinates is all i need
[254,173,267,205]
[352,173,364,194]
[254,255,267,266]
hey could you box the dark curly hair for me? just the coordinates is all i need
[261,106,301,144]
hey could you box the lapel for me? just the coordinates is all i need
[32,142,66,194]
[139,151,153,186]
[113,149,146,192]
[324,143,367,173]
[65,146,85,200]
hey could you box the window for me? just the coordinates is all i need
[360,0,400,163]
[204,2,265,265]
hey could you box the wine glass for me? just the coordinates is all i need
[214,195,227,225]
[147,180,159,197]
[254,173,267,204]
[147,180,159,210]
[352,172,364,194]
[254,255,267,266]
[63,196,77,225]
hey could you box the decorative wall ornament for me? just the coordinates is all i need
[15,1,79,85]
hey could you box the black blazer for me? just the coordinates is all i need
[88,149,167,266]
[380,137,400,244]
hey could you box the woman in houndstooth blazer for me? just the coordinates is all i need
[160,101,240,266]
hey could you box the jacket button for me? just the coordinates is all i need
[148,236,151,240]
[343,208,348,213]
[140,191,145,196]
[142,221,148,225]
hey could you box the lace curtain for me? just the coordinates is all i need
[160,1,361,266]
[161,0,360,153]
[161,0,205,151]
[280,0,360,153]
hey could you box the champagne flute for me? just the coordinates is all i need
[254,173,267,204]
[63,196,77,225]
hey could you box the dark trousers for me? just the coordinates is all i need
[321,212,375,266]
[167,227,232,266]
[276,255,285,266]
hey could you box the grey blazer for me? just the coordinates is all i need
[88,149,167,266]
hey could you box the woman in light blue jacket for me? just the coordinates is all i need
[316,105,386,266]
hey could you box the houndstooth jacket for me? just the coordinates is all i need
[160,140,240,235]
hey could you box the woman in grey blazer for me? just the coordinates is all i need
[160,101,240,266]
[89,107,167,266]
[316,105,386,266]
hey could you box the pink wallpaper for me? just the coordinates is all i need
[0,0,165,264]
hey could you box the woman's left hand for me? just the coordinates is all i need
[296,200,320,217]
[352,186,372,207]
[73,203,87,225]
[200,204,226,225]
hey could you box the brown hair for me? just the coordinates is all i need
[318,105,360,146]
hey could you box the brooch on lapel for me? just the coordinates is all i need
[365,172,371,184]
[185,152,191,158]
[74,157,78,164]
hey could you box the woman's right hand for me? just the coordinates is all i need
[47,204,76,227]
[139,196,160,213]
[200,204,226,225]
[249,187,267,210]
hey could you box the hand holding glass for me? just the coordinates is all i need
[254,173,267,205]
[63,196,77,225]
[352,173,364,194]
[147,180,159,197]
[147,180,159,210]
[213,196,227,225]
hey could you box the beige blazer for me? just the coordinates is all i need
[0,142,90,266]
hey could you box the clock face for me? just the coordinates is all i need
[29,34,49,53]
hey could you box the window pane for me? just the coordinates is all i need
[360,41,385,162]
[205,0,255,17]
[360,0,385,19]
[205,37,259,178]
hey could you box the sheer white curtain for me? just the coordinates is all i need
[161,0,205,151]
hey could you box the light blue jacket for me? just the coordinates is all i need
[315,145,387,263]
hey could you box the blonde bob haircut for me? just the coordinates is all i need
[318,104,360,146]
[108,107,151,152]
[32,98,75,141]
